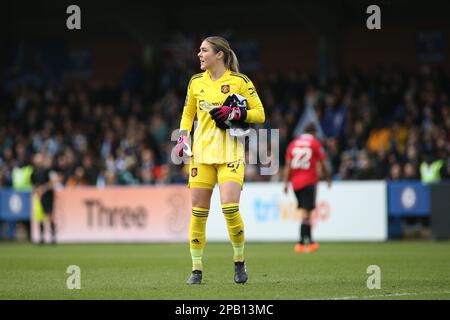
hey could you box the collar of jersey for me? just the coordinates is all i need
[206,69,230,82]
[300,133,314,139]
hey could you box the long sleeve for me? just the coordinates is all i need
[240,79,265,124]
[179,80,197,134]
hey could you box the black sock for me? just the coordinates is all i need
[50,222,56,241]
[300,224,308,244]
[39,223,44,242]
[306,224,313,243]
[302,218,312,244]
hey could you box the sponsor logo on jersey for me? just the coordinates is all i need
[191,168,198,177]
[199,100,222,111]
[221,84,230,94]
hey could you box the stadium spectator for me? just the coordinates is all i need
[403,162,420,180]
[353,150,378,180]
[320,92,347,139]
[374,149,390,179]
[366,119,391,153]
[138,148,156,185]
[66,166,89,187]
[420,154,445,184]
[389,162,403,181]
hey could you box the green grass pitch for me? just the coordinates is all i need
[1,241,449,300]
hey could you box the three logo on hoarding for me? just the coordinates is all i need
[84,199,147,228]
[83,196,189,234]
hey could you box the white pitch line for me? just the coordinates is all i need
[327,290,450,300]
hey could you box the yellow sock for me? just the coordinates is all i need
[190,207,209,271]
[222,203,245,262]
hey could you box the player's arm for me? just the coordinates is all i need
[179,77,197,136]
[316,141,332,188]
[175,77,197,157]
[240,79,265,124]
[283,143,293,194]
[319,159,332,188]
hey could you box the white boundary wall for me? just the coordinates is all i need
[206,181,387,242]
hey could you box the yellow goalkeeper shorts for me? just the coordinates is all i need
[188,159,245,189]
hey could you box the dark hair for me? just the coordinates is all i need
[304,122,317,135]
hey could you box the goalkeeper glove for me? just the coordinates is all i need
[174,134,192,158]
[210,106,247,123]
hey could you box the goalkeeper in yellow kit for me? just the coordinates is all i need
[174,36,265,284]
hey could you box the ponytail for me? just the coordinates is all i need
[227,49,239,73]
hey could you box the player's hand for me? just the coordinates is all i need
[283,184,289,194]
[174,135,192,158]
[210,106,247,122]
[327,179,332,189]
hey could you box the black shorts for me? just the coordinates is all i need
[41,190,54,214]
[294,184,317,210]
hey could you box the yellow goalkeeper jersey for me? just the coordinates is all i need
[179,69,265,164]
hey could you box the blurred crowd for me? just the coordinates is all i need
[1,41,450,188]
[312,64,450,182]
[280,64,450,183]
